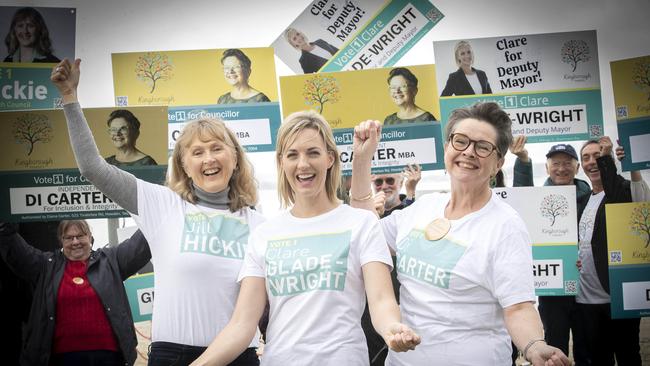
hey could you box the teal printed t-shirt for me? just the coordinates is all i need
[181,212,250,259]
[266,231,351,296]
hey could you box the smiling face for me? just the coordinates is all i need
[61,224,92,261]
[14,17,36,48]
[108,117,133,149]
[457,45,474,69]
[287,29,309,50]
[281,128,334,205]
[580,142,602,186]
[444,118,502,187]
[389,75,416,107]
[372,173,403,208]
[222,55,249,86]
[182,136,237,193]
[546,153,579,185]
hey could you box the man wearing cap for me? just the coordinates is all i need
[510,136,591,363]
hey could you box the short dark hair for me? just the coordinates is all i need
[444,102,512,158]
[107,109,141,139]
[579,139,600,160]
[387,67,418,88]
[221,48,252,72]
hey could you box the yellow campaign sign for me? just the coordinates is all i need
[606,202,650,266]
[610,55,650,120]
[279,64,440,129]
[112,47,278,106]
[1,106,168,171]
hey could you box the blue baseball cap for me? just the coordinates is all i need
[546,144,578,160]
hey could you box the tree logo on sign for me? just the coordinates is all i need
[540,194,569,226]
[632,57,650,101]
[303,74,340,114]
[135,52,174,94]
[561,40,591,72]
[630,203,650,247]
[13,114,53,155]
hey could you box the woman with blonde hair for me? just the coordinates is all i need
[440,40,492,96]
[51,58,263,365]
[191,110,419,366]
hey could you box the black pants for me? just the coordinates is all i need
[574,303,641,366]
[148,341,258,366]
[538,295,586,362]
[50,350,124,366]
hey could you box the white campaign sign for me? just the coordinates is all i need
[622,281,650,310]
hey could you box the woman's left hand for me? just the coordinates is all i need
[384,322,421,352]
[527,343,571,366]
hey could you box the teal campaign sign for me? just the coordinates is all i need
[0,166,166,222]
[266,231,351,296]
[532,245,579,296]
[168,103,281,153]
[616,116,650,171]
[124,273,155,323]
[334,122,444,175]
[0,65,61,111]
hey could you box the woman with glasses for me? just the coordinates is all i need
[0,220,151,365]
[383,67,436,126]
[52,59,263,365]
[217,49,270,104]
[105,109,157,167]
[351,102,570,365]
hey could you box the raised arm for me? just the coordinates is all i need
[350,120,382,213]
[191,276,267,366]
[112,229,152,280]
[363,261,420,352]
[51,59,138,214]
[510,135,533,187]
[616,145,648,201]
[0,223,47,283]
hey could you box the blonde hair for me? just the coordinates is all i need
[453,40,473,68]
[58,220,91,244]
[276,110,340,208]
[167,118,257,211]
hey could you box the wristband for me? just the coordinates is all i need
[523,338,546,361]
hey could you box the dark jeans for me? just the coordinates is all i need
[574,302,641,366]
[148,341,259,366]
[50,350,124,366]
[538,295,587,363]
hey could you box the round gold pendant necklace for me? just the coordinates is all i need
[72,277,84,285]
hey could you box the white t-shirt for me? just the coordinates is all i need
[381,192,535,366]
[239,204,392,366]
[134,180,265,347]
[576,191,610,304]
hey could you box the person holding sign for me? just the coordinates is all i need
[510,136,590,362]
[615,144,649,202]
[191,110,420,366]
[284,27,338,74]
[576,137,641,365]
[3,7,60,63]
[0,220,151,366]
[440,40,492,96]
[217,49,270,104]
[351,103,570,365]
[51,59,263,365]
[383,68,436,125]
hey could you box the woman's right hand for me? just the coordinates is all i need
[353,120,381,163]
[51,58,81,103]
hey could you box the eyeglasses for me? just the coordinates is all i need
[62,234,87,242]
[389,84,410,92]
[449,133,499,158]
[223,65,243,73]
[373,177,396,186]
[107,126,129,135]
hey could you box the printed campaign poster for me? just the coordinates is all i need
[280,64,444,174]
[0,106,168,222]
[493,186,579,296]
[606,202,650,319]
[434,30,603,143]
[112,47,281,151]
[272,0,444,74]
[0,6,76,111]
[610,55,650,171]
